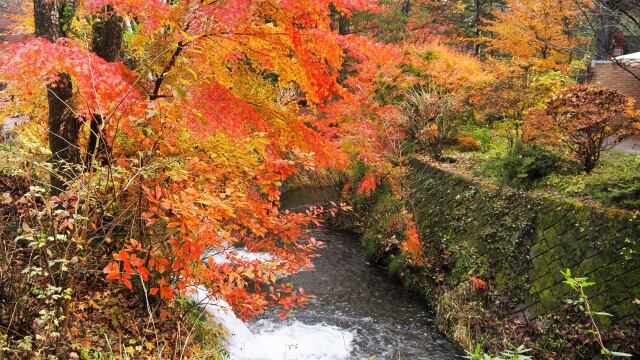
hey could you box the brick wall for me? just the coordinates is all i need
[591,61,640,106]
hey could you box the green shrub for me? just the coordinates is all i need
[469,127,492,152]
[500,143,562,186]
[481,142,562,187]
[542,151,640,210]
[585,175,640,209]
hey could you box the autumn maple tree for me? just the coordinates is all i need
[482,0,588,71]
[4,0,637,358]
[0,1,405,354]
[527,86,635,172]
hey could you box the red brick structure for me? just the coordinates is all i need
[591,59,640,107]
[591,57,640,152]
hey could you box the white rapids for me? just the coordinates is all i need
[190,247,355,360]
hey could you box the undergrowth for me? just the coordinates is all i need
[0,140,227,359]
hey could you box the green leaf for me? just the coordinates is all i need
[593,311,613,317]
[610,351,633,357]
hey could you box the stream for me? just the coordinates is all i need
[200,187,462,360]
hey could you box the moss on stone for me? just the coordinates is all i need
[388,255,405,277]
[336,159,640,356]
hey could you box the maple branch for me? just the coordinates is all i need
[603,0,640,31]
[150,21,194,100]
[150,41,185,100]
[609,55,640,82]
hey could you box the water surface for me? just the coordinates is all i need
[238,188,462,359]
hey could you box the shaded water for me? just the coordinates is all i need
[232,187,462,359]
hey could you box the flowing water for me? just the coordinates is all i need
[201,187,462,360]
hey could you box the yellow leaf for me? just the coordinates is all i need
[88,300,101,310]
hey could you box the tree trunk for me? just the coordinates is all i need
[338,16,349,35]
[34,0,61,41]
[401,0,411,16]
[594,2,617,60]
[474,0,482,56]
[35,0,81,195]
[86,10,124,168]
[91,11,124,62]
[47,73,80,193]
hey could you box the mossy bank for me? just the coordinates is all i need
[332,159,640,358]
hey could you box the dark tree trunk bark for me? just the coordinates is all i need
[328,4,349,35]
[86,10,124,168]
[401,0,411,16]
[474,0,482,56]
[91,11,124,62]
[34,0,81,195]
[47,73,81,193]
[34,0,61,41]
[338,15,349,35]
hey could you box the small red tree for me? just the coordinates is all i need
[527,86,635,173]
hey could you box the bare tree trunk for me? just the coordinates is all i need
[401,0,411,16]
[91,11,124,62]
[474,0,482,56]
[86,10,124,168]
[34,0,61,41]
[34,0,81,195]
[338,16,349,35]
[47,74,80,193]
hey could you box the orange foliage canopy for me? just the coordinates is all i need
[0,0,396,319]
[482,0,588,71]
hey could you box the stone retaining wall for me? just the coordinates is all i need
[408,161,640,326]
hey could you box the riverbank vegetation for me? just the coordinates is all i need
[329,0,640,358]
[333,161,640,359]
[1,0,639,359]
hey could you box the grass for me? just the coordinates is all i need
[431,124,640,211]
[540,150,640,210]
